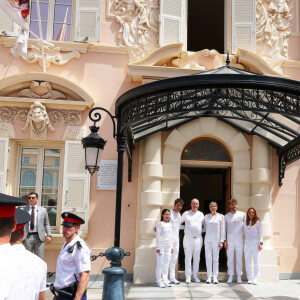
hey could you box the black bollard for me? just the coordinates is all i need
[101,247,130,300]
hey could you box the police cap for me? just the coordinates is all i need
[0,193,27,218]
[15,208,31,230]
[61,212,85,227]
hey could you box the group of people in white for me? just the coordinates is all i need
[155,198,263,288]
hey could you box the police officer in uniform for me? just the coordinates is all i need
[52,212,91,300]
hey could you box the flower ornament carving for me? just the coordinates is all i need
[256,0,292,73]
[23,101,54,140]
[114,0,159,62]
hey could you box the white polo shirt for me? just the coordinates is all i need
[181,210,204,238]
[0,243,47,300]
[204,213,225,244]
[54,235,91,289]
[170,209,181,242]
[225,211,246,242]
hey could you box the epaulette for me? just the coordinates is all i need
[67,241,83,253]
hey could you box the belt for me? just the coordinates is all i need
[28,232,38,234]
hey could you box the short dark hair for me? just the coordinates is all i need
[0,217,15,237]
[229,199,238,205]
[10,229,24,244]
[160,209,171,221]
[174,198,184,205]
[28,192,38,198]
[48,199,56,206]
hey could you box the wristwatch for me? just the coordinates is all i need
[260,242,263,245]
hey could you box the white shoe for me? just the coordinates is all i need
[227,275,233,283]
[158,281,165,288]
[163,281,171,287]
[252,278,258,285]
[248,280,252,284]
[186,278,191,284]
[237,276,242,284]
[213,277,219,284]
[192,277,201,283]
[170,279,180,285]
[206,277,212,284]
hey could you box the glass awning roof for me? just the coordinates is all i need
[115,62,300,185]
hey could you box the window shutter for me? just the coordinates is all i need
[75,0,101,42]
[62,141,90,234]
[159,0,184,46]
[232,0,256,53]
[0,9,17,36]
[0,138,9,193]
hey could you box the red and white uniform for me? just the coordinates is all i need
[204,213,225,278]
[169,209,181,282]
[225,211,245,276]
[155,221,173,284]
[244,220,263,281]
[181,210,205,281]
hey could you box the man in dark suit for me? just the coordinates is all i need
[22,192,52,259]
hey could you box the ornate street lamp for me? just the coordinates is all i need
[82,107,129,300]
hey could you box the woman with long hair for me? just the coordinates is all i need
[203,201,225,284]
[155,208,173,288]
[244,207,263,285]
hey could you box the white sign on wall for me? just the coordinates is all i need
[96,160,118,190]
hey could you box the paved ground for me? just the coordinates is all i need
[46,279,300,299]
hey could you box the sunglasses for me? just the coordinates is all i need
[28,197,36,199]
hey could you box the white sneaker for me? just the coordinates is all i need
[237,276,242,284]
[163,281,171,287]
[227,275,233,283]
[192,277,201,283]
[252,278,258,285]
[248,279,252,284]
[213,277,219,284]
[170,279,180,285]
[158,281,165,288]
[206,277,212,284]
[186,278,191,284]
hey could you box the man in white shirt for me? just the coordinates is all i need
[0,192,47,300]
[10,208,47,300]
[52,212,91,300]
[169,198,184,284]
[22,192,52,259]
[181,198,205,284]
[224,199,246,283]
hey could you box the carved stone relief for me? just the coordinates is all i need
[113,0,159,62]
[256,0,292,73]
[22,102,54,140]
[0,123,15,138]
[18,81,66,99]
[11,44,80,69]
[63,126,87,141]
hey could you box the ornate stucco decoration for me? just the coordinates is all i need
[63,126,87,140]
[17,81,66,99]
[11,44,80,69]
[23,102,54,140]
[0,123,15,138]
[48,110,81,126]
[172,49,224,70]
[113,0,159,62]
[256,0,292,74]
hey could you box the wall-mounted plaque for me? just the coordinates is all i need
[96,160,117,190]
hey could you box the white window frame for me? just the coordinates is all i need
[15,142,64,232]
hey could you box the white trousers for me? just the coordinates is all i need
[183,236,203,280]
[244,240,260,280]
[205,242,220,278]
[169,240,179,281]
[227,239,243,276]
[156,246,172,283]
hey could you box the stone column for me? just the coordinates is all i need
[251,136,278,281]
[133,132,163,283]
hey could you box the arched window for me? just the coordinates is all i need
[21,171,36,187]
[182,138,230,161]
[43,172,52,187]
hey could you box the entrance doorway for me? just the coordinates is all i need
[179,167,231,272]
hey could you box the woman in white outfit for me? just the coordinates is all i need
[244,207,263,285]
[156,209,173,288]
[204,202,225,284]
